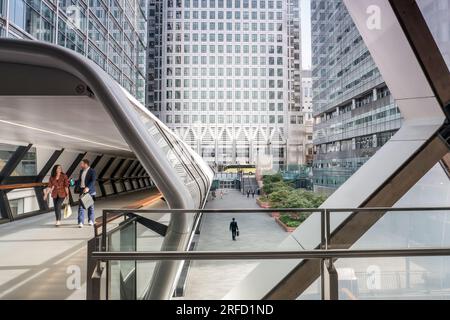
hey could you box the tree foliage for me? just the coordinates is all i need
[262,175,327,209]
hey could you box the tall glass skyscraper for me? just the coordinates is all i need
[0,0,148,103]
[311,0,402,194]
[147,0,309,168]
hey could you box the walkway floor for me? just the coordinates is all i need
[182,190,287,300]
[0,189,166,300]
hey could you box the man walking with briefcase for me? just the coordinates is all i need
[229,218,239,241]
[75,159,97,228]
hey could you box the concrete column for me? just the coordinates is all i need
[232,139,236,164]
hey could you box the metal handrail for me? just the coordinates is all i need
[90,247,450,261]
[88,206,450,300]
[98,207,450,214]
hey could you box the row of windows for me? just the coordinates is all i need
[168,21,283,33]
[166,67,284,77]
[315,130,397,154]
[318,87,392,123]
[170,0,284,10]
[164,90,284,100]
[166,44,283,53]
[165,101,285,111]
[166,78,284,88]
[314,106,400,145]
[168,9,283,21]
[166,55,284,66]
[166,32,283,42]
[165,114,285,124]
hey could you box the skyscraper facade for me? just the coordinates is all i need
[301,69,313,165]
[311,0,402,194]
[147,0,309,168]
[0,0,148,103]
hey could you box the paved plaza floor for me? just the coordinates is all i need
[183,190,287,300]
[0,188,289,300]
[0,190,165,300]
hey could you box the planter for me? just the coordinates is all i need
[256,198,271,209]
[271,212,280,218]
[275,217,297,232]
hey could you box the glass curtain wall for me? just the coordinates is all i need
[1,0,148,104]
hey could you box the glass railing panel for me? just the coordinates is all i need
[337,164,450,250]
[7,188,40,215]
[136,220,166,299]
[297,278,321,300]
[335,256,450,300]
[108,221,137,300]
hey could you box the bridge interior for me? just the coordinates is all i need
[0,189,166,299]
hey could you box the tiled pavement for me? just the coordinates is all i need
[182,190,287,300]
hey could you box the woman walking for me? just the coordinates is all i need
[44,165,69,226]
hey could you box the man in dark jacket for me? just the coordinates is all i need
[75,159,97,228]
[229,218,239,241]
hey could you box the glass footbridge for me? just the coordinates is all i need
[1,0,450,300]
[0,38,213,299]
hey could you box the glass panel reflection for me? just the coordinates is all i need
[7,188,40,215]
[416,0,450,68]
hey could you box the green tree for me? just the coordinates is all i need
[270,188,327,209]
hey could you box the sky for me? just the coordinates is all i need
[301,0,312,70]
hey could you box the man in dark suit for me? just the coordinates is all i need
[75,159,97,228]
[229,218,239,241]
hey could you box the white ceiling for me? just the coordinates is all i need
[0,95,133,157]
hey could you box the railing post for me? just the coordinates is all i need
[326,209,331,249]
[86,237,102,300]
[102,210,107,251]
[323,258,339,300]
[320,209,326,300]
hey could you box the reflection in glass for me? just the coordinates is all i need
[131,103,204,208]
[7,188,40,215]
[0,143,17,172]
[337,164,450,299]
[108,221,136,300]
[0,143,36,175]
[416,0,450,68]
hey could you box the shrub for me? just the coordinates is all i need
[279,213,309,228]
[263,173,283,185]
[268,187,292,207]
[263,180,292,195]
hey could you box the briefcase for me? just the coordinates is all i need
[237,230,240,237]
[80,193,94,209]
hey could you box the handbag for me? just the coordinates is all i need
[237,230,240,237]
[79,192,94,209]
[63,199,73,219]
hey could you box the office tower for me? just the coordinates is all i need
[147,0,309,168]
[301,69,313,165]
[0,0,148,103]
[311,0,402,194]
